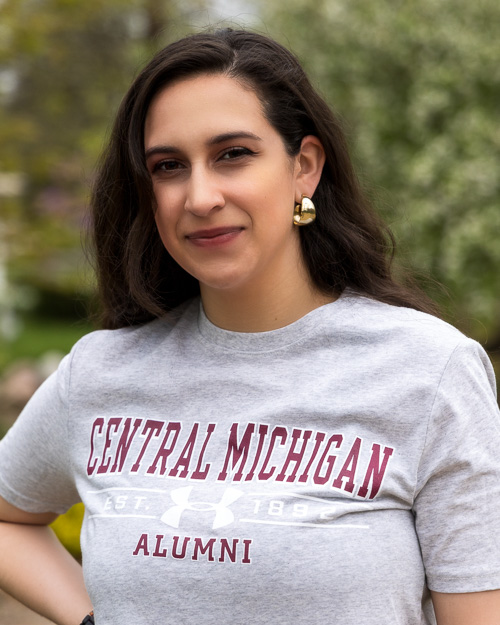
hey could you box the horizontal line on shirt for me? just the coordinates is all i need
[88,513,158,519]
[247,491,372,508]
[87,487,168,495]
[239,519,370,529]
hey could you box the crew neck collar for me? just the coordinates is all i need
[196,289,355,353]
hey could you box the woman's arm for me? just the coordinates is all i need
[0,496,93,625]
[432,589,500,625]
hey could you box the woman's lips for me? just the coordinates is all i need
[186,226,244,247]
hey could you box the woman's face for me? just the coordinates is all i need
[144,73,307,298]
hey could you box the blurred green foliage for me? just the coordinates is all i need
[0,315,93,371]
[260,0,500,351]
[0,0,207,339]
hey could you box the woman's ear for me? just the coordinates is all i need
[294,135,326,200]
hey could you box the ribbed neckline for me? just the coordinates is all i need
[196,289,356,353]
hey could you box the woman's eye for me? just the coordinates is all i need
[151,159,183,173]
[220,147,254,160]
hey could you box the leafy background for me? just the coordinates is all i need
[0,0,499,559]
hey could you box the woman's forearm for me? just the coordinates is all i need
[0,521,92,625]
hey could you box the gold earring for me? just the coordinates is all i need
[293,195,316,226]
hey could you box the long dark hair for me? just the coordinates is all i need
[90,28,438,329]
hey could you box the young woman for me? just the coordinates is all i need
[0,29,499,625]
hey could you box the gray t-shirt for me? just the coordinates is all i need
[1,291,500,624]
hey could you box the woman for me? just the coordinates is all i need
[0,29,499,625]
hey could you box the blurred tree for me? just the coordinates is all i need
[259,0,500,350]
[0,0,208,554]
[0,0,206,330]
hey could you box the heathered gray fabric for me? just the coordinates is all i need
[1,290,500,624]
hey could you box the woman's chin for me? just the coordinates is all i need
[197,271,258,297]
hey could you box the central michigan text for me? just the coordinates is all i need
[87,418,394,499]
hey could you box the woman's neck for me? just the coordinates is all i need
[200,272,337,333]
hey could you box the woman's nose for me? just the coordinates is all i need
[184,167,225,217]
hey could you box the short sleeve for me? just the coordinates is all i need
[413,339,500,592]
[0,350,81,514]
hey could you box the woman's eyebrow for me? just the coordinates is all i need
[145,145,179,159]
[145,131,262,159]
[207,131,263,145]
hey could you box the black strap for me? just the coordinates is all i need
[80,612,95,625]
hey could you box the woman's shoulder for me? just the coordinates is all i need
[67,298,199,365]
[337,289,482,361]
[332,291,497,393]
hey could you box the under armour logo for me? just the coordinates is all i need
[161,486,243,529]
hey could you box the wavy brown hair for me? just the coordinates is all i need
[90,28,438,329]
